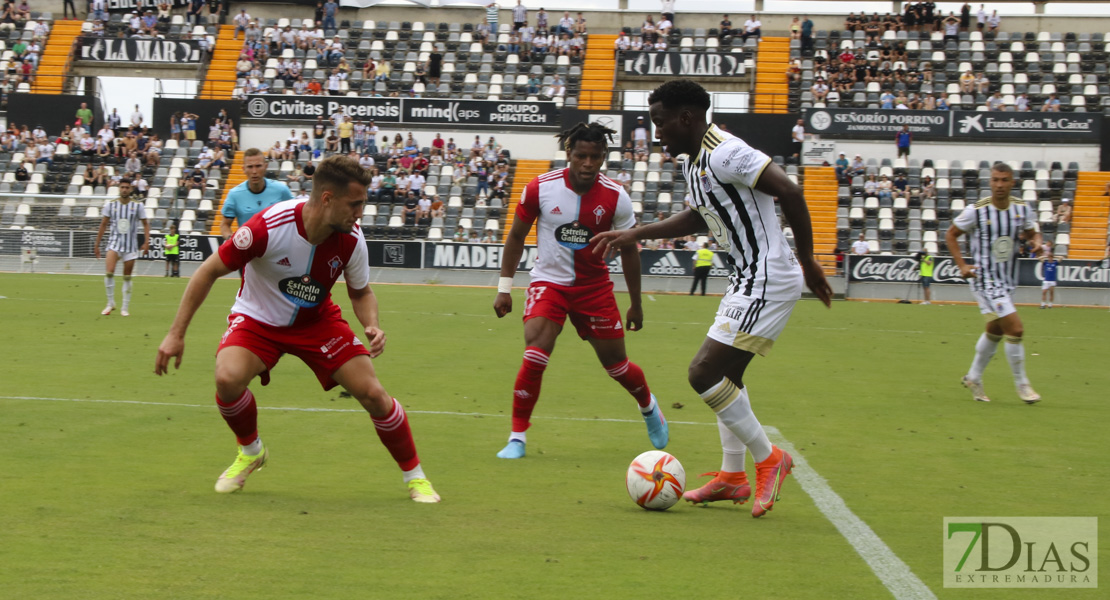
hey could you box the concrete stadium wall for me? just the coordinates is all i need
[240,124,560,160]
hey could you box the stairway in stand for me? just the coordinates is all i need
[502,160,552,246]
[209,155,244,235]
[580,34,618,110]
[801,166,839,273]
[753,37,790,114]
[201,25,240,99]
[1068,172,1110,259]
[33,20,83,94]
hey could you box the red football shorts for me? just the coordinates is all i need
[217,312,371,390]
[523,280,625,340]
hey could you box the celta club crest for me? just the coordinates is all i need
[593,205,606,225]
[328,256,343,278]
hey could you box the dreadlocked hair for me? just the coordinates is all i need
[556,122,617,153]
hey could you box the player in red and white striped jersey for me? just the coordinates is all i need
[155,155,439,502]
[492,122,668,459]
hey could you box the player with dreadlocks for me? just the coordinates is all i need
[491,122,669,459]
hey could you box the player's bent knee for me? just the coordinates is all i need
[687,362,721,394]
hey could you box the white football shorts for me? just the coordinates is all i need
[973,289,1018,320]
[706,291,797,356]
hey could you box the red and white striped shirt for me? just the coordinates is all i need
[515,169,635,287]
[218,199,369,327]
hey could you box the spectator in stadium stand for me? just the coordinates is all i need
[661,0,675,24]
[741,14,761,43]
[90,0,108,22]
[959,69,975,94]
[987,10,1000,32]
[976,4,986,31]
[849,154,866,177]
[852,233,870,255]
[1042,94,1061,112]
[877,174,894,201]
[986,91,1005,111]
[322,0,337,31]
[187,0,205,26]
[789,16,800,40]
[1055,198,1071,224]
[895,124,912,157]
[452,225,467,242]
[811,78,828,102]
[920,175,936,199]
[835,153,849,181]
[864,174,878,196]
[535,7,547,31]
[801,15,813,54]
[614,32,630,52]
[1015,93,1030,111]
[512,0,527,31]
[719,14,731,40]
[880,89,895,109]
[937,92,951,110]
[942,12,960,42]
[486,2,500,34]
[960,2,971,32]
[790,119,804,161]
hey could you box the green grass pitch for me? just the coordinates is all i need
[0,273,1106,599]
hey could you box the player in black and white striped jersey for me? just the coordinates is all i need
[946,162,1042,404]
[592,80,832,518]
[94,179,150,317]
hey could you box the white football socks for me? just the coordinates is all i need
[718,418,748,473]
[639,395,657,415]
[967,332,1002,382]
[402,465,426,483]
[241,438,263,456]
[104,273,115,306]
[700,378,772,463]
[508,431,526,444]
[1003,335,1030,386]
[122,276,133,311]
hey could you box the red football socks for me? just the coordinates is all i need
[511,346,549,432]
[605,359,652,408]
[217,389,258,446]
[372,398,420,472]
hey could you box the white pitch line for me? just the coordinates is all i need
[767,427,937,600]
[1,394,935,599]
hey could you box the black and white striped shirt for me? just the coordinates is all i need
[681,124,803,300]
[102,198,148,254]
[953,196,1037,294]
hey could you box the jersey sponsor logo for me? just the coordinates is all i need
[279,274,326,308]
[277,257,291,267]
[554,221,592,250]
[649,251,688,275]
[116,217,131,234]
[550,206,562,215]
[233,227,253,250]
[327,255,343,278]
[592,205,606,225]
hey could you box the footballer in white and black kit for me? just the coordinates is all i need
[94,179,150,316]
[593,80,832,519]
[946,162,1042,404]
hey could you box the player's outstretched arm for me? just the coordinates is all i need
[495,217,532,318]
[591,209,704,259]
[348,284,386,358]
[619,245,644,331]
[758,163,833,307]
[155,253,234,375]
[945,225,975,278]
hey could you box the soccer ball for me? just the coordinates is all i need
[625,451,686,510]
